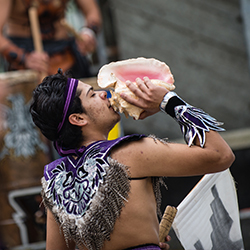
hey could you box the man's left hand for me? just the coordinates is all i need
[159,235,171,250]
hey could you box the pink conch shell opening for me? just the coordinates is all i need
[97,57,175,120]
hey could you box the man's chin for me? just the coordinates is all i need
[115,115,121,125]
[110,115,121,130]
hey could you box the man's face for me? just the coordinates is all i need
[77,81,120,132]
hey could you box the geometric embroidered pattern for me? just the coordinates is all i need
[45,142,109,216]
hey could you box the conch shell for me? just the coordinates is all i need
[97,57,175,119]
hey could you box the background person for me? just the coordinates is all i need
[0,0,102,78]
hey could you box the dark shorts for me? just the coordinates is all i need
[7,36,91,78]
[123,244,161,250]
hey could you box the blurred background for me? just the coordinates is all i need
[0,0,249,249]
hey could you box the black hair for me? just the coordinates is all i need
[30,69,85,150]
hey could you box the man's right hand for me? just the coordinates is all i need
[120,77,169,119]
[25,51,49,73]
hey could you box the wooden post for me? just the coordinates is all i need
[28,1,43,52]
[28,0,46,79]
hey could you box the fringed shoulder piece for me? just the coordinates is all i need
[42,157,131,250]
[148,134,169,145]
[152,176,168,218]
[147,135,168,218]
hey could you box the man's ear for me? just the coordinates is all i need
[68,113,87,126]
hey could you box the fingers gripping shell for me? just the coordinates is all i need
[97,57,175,119]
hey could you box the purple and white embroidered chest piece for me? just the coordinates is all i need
[44,134,144,217]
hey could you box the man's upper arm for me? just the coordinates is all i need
[111,133,233,178]
[0,0,12,48]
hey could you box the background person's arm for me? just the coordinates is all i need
[76,0,102,32]
[75,0,102,54]
[0,0,12,52]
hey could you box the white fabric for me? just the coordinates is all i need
[172,169,244,250]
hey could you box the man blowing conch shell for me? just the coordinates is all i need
[30,57,235,250]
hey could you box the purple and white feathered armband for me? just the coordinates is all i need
[160,92,225,147]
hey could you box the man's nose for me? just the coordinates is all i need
[100,91,107,99]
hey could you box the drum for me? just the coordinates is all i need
[0,70,51,249]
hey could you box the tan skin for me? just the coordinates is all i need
[46,79,235,250]
[0,0,102,73]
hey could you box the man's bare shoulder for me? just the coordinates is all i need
[111,136,166,158]
[110,136,171,176]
